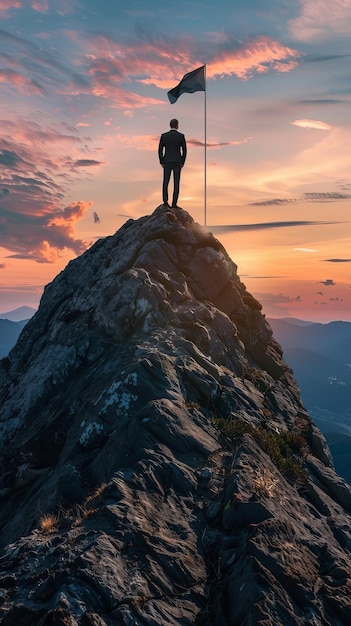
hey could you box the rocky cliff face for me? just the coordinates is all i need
[1,206,351,626]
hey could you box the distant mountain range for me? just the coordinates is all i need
[0,307,36,359]
[268,317,351,483]
[0,306,37,322]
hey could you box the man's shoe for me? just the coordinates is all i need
[172,203,181,208]
[163,202,171,208]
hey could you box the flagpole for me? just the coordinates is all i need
[204,64,207,227]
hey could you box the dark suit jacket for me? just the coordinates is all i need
[158,129,187,166]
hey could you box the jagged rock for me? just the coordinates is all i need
[0,205,351,625]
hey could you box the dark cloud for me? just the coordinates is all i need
[0,263,6,269]
[304,53,351,64]
[210,220,339,234]
[250,198,296,206]
[329,297,343,302]
[0,120,98,262]
[298,98,345,105]
[316,291,324,295]
[0,149,24,168]
[187,138,248,148]
[304,192,351,201]
[296,98,344,106]
[252,191,351,206]
[72,159,105,167]
[0,202,90,263]
[323,258,351,263]
[320,279,335,286]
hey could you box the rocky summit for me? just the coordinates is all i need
[1,205,351,626]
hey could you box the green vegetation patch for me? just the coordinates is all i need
[212,417,308,485]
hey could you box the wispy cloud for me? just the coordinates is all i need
[70,159,105,168]
[250,198,296,206]
[210,220,339,234]
[0,1,21,18]
[303,53,351,64]
[294,247,317,252]
[31,0,73,15]
[188,137,251,148]
[320,279,335,286]
[304,192,351,201]
[31,0,49,11]
[84,29,300,95]
[252,191,351,206]
[291,119,332,130]
[0,27,89,97]
[289,0,351,42]
[254,291,303,316]
[205,35,300,80]
[0,22,300,113]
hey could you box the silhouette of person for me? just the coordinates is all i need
[158,119,187,208]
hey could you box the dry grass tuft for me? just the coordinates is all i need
[252,469,279,497]
[39,514,58,534]
[84,482,107,505]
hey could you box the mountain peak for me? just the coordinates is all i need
[1,205,351,625]
[0,305,36,322]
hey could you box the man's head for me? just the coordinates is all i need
[170,119,178,129]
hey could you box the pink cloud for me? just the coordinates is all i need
[82,31,300,98]
[206,37,300,80]
[0,69,43,95]
[291,119,332,130]
[114,134,158,151]
[31,0,48,11]
[30,0,73,15]
[289,0,351,42]
[0,1,21,17]
[188,137,252,148]
[1,26,300,111]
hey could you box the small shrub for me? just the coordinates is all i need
[254,430,308,485]
[212,416,308,485]
[211,417,253,440]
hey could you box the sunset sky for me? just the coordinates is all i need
[1,0,351,322]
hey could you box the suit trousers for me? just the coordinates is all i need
[162,163,181,205]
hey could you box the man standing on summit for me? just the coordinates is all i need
[158,119,187,208]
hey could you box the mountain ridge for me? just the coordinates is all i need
[0,305,37,322]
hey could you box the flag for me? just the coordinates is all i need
[167,65,205,104]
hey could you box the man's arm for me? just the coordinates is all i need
[158,135,164,164]
[181,135,187,166]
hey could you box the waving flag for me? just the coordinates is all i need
[167,65,206,104]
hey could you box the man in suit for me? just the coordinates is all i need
[158,119,187,208]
